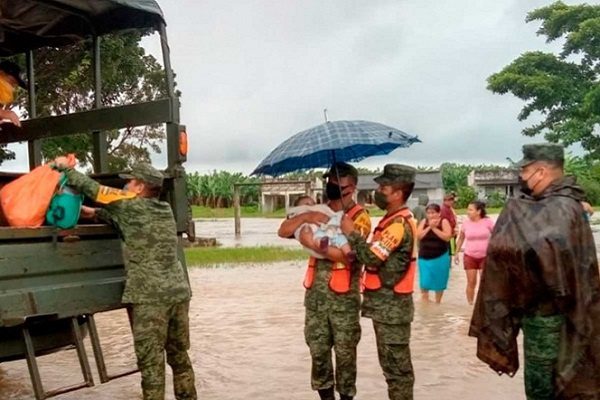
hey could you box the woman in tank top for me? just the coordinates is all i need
[454,200,494,304]
[416,203,453,303]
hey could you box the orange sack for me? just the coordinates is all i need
[0,154,75,227]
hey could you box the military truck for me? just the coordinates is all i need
[0,2,192,399]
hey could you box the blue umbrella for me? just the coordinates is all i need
[252,120,421,176]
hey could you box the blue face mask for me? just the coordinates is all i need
[123,183,130,191]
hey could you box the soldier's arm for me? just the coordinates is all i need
[347,218,411,285]
[278,211,329,238]
[347,231,382,266]
[62,168,100,200]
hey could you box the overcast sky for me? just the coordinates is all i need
[3,0,593,174]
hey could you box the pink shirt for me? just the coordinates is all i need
[461,217,494,259]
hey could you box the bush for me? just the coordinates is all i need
[456,186,476,209]
[578,177,600,205]
[485,191,506,208]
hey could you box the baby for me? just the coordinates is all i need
[287,195,356,262]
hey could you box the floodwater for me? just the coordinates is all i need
[2,216,599,400]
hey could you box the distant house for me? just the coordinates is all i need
[260,178,323,212]
[357,170,444,208]
[468,168,519,199]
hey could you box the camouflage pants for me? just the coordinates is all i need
[131,301,197,400]
[522,314,564,400]
[372,320,414,400]
[304,307,361,397]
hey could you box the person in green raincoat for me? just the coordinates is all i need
[469,143,600,400]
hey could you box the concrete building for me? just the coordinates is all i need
[357,170,444,208]
[468,168,519,199]
[259,178,323,212]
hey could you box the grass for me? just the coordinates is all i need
[192,205,286,218]
[184,245,307,266]
[192,205,507,219]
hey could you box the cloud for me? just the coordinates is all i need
[2,0,583,174]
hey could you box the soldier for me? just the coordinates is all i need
[341,164,417,400]
[469,143,600,399]
[278,161,371,400]
[411,193,428,223]
[52,157,197,400]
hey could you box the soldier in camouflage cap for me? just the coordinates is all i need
[278,161,371,400]
[514,143,564,168]
[119,162,164,187]
[53,157,196,400]
[469,143,600,399]
[342,163,417,400]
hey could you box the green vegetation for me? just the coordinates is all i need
[192,205,286,218]
[488,1,600,160]
[187,170,260,208]
[184,246,306,266]
[3,32,171,170]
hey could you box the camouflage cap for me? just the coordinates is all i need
[119,163,164,187]
[515,143,564,167]
[323,161,358,179]
[374,163,416,185]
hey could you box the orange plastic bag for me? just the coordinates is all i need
[0,155,75,227]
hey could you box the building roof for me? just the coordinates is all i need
[468,169,519,186]
[358,170,442,191]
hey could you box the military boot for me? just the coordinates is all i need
[317,387,335,400]
[340,395,353,400]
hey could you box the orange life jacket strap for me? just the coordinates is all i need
[374,207,412,233]
[365,207,417,293]
[345,203,364,220]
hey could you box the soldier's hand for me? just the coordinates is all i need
[0,109,21,127]
[53,155,77,169]
[80,205,97,220]
[341,214,355,235]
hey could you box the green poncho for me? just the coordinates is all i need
[469,177,600,398]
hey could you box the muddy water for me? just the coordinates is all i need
[2,216,598,400]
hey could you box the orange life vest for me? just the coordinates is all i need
[303,203,365,294]
[362,207,417,294]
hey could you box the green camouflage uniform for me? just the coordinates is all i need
[348,164,416,400]
[63,165,196,400]
[304,206,370,398]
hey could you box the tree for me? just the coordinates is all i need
[487,2,600,159]
[1,31,173,170]
[440,163,471,192]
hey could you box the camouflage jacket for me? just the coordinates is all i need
[64,169,192,305]
[469,176,600,396]
[304,206,371,313]
[348,206,414,324]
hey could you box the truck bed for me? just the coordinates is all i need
[0,224,126,328]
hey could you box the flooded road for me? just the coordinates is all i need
[2,216,598,400]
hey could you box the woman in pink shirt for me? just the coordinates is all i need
[454,200,494,304]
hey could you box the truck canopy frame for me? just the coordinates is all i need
[0,0,165,56]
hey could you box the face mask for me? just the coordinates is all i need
[0,76,15,105]
[123,183,130,192]
[519,168,541,196]
[326,182,344,200]
[374,191,389,210]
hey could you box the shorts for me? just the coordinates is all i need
[463,254,485,270]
